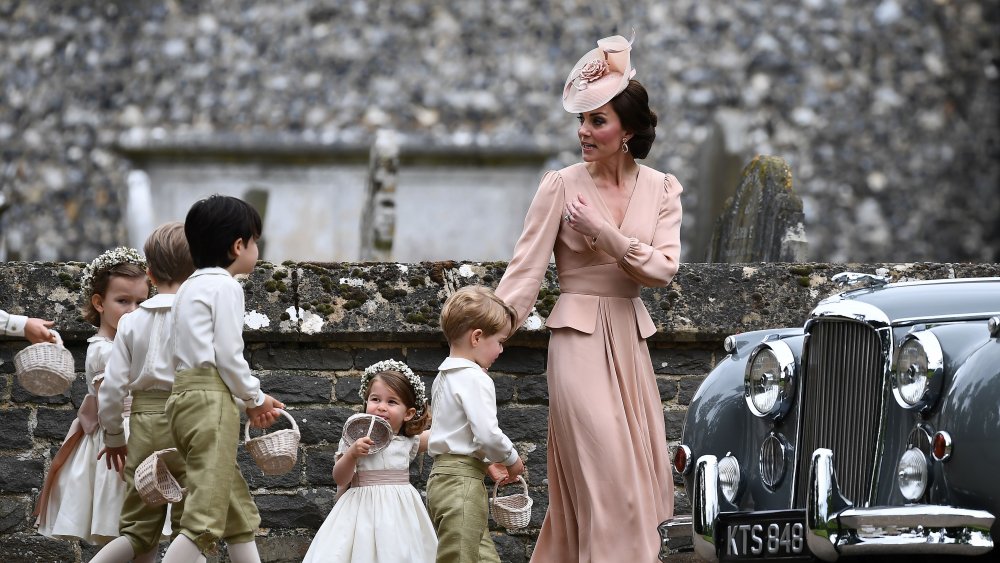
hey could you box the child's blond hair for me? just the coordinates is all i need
[144,222,195,285]
[440,285,515,343]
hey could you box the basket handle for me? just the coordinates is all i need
[49,329,63,347]
[243,408,298,442]
[492,474,528,500]
[154,448,188,495]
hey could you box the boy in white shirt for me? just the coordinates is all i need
[90,222,197,563]
[1,310,55,343]
[427,285,526,563]
[161,195,284,563]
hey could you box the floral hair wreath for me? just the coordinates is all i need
[359,359,427,417]
[79,246,147,301]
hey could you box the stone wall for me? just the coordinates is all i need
[2,1,998,264]
[3,260,1000,561]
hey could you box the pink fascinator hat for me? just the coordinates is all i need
[562,31,637,113]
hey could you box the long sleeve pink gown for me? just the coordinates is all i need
[496,162,682,562]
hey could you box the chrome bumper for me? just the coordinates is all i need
[806,448,995,560]
[675,450,995,562]
[657,515,693,561]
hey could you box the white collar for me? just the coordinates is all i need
[140,293,175,310]
[438,357,483,372]
[188,267,232,278]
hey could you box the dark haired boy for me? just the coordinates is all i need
[161,195,284,563]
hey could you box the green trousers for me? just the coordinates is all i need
[120,390,184,555]
[165,368,260,553]
[426,454,500,563]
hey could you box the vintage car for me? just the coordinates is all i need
[661,273,1000,561]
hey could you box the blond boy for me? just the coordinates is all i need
[427,285,526,563]
[92,222,197,563]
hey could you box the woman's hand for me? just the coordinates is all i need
[563,193,602,239]
[346,436,375,459]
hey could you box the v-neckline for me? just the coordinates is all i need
[584,164,642,230]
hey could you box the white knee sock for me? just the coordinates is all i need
[227,540,262,563]
[88,537,135,563]
[161,534,202,563]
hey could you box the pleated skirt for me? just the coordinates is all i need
[530,297,673,563]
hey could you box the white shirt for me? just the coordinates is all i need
[98,293,176,448]
[171,268,264,408]
[0,309,27,337]
[428,357,519,466]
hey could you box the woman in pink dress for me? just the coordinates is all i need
[496,33,681,562]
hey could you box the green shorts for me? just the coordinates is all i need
[120,390,183,554]
[165,367,260,553]
[426,454,500,563]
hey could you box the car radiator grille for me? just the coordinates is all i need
[796,319,884,507]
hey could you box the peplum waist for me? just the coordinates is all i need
[557,264,641,298]
[546,265,656,338]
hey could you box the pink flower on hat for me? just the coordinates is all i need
[576,59,609,90]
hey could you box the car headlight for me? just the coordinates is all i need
[897,447,928,501]
[892,331,944,411]
[719,454,741,504]
[744,340,796,420]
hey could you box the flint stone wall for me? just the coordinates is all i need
[2,1,998,264]
[3,260,1000,561]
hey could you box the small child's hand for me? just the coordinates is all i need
[97,445,128,479]
[24,318,55,344]
[501,457,525,485]
[247,394,285,428]
[487,462,509,483]
[347,436,375,459]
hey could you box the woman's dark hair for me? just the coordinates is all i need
[369,371,431,437]
[184,195,263,269]
[610,79,658,159]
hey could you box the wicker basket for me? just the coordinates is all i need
[135,448,186,506]
[490,476,532,530]
[342,413,394,454]
[244,408,300,475]
[14,330,75,397]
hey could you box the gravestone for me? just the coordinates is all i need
[359,129,399,261]
[708,155,807,263]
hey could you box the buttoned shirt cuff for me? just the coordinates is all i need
[251,392,266,407]
[104,429,127,448]
[2,313,27,337]
[502,448,520,467]
[593,222,632,261]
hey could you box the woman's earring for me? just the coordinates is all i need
[621,139,629,153]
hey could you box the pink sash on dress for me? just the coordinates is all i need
[33,394,100,525]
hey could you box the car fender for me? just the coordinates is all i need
[931,336,1000,527]
[682,327,803,500]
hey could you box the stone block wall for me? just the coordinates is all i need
[2,1,998,264]
[2,260,1000,561]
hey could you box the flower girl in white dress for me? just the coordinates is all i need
[36,248,150,543]
[303,360,437,563]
